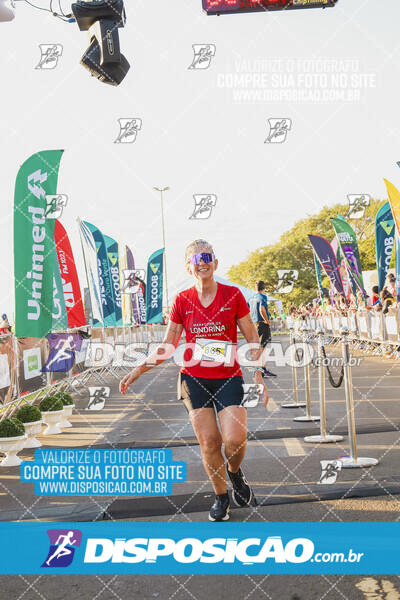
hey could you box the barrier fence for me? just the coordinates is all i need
[283,320,382,469]
[0,325,167,419]
[286,307,400,350]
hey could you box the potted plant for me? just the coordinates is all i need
[55,392,75,428]
[39,396,64,435]
[0,417,26,467]
[16,404,43,449]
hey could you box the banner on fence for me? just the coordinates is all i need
[17,338,47,395]
[0,336,15,405]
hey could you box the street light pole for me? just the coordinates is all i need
[153,186,170,312]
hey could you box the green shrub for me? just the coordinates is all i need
[0,418,25,438]
[39,396,63,412]
[16,404,42,424]
[55,392,74,406]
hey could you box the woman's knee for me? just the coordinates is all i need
[199,434,222,455]
[224,433,247,453]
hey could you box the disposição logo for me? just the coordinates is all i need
[42,529,82,568]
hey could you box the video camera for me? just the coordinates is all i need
[71,0,130,86]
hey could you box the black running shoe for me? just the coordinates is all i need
[263,368,277,378]
[227,465,254,507]
[209,493,230,522]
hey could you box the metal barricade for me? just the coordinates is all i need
[369,312,384,342]
[282,325,306,409]
[339,327,378,469]
[384,307,400,344]
[293,324,320,423]
[304,328,343,444]
[0,334,16,409]
[356,310,371,341]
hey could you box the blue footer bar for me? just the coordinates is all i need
[0,522,398,574]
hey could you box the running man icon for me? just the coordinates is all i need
[46,532,76,566]
[42,529,82,568]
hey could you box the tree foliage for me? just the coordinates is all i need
[228,198,386,309]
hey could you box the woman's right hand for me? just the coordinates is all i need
[119,366,144,395]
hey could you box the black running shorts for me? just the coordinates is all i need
[257,321,271,347]
[179,373,245,413]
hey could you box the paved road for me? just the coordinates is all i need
[1,335,399,598]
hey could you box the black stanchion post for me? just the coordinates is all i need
[340,326,378,468]
[282,324,306,409]
[293,323,320,423]
[304,327,343,443]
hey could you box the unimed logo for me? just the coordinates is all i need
[83,536,314,565]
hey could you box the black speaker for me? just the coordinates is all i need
[71,0,130,86]
[81,38,130,86]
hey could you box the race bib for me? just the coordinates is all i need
[193,338,232,363]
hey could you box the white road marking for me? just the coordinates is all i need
[266,397,278,412]
[283,437,306,456]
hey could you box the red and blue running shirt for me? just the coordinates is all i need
[169,282,250,379]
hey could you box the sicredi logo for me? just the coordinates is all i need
[42,529,82,568]
[83,536,314,565]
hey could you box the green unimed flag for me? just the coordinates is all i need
[330,215,365,295]
[14,150,65,337]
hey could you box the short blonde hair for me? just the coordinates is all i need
[185,239,214,263]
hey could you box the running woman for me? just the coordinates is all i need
[120,239,269,522]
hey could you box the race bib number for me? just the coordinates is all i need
[193,338,232,364]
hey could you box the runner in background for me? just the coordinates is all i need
[248,281,277,378]
[120,239,269,522]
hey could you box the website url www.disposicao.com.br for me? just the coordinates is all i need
[82,536,364,565]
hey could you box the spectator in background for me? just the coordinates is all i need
[337,295,347,313]
[0,314,10,335]
[371,286,379,305]
[381,287,394,315]
[324,298,335,314]
[386,274,396,299]
[356,290,366,310]
[248,281,277,378]
[349,293,357,311]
